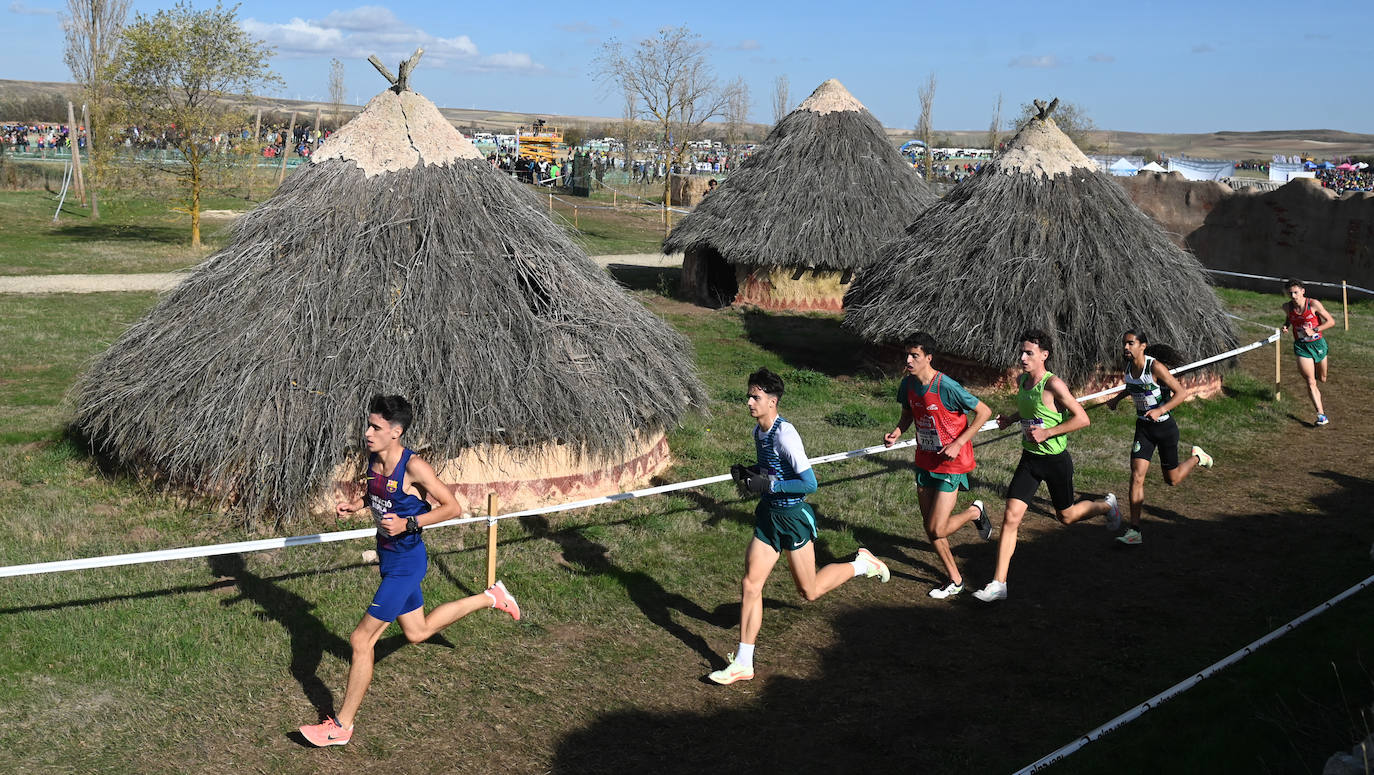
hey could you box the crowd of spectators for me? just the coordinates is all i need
[1316,167,1374,194]
[1,123,85,153]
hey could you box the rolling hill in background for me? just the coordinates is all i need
[4,78,1373,159]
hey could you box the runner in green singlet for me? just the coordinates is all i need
[973,330,1120,603]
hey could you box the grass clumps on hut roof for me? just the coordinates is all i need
[662,79,937,271]
[70,80,707,525]
[844,98,1238,386]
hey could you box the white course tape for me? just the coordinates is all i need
[1014,573,1374,774]
[0,332,1281,579]
[1204,268,1374,296]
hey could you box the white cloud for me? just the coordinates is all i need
[1009,54,1060,68]
[476,51,543,73]
[731,39,761,51]
[9,0,59,16]
[241,6,529,71]
[1088,53,1114,63]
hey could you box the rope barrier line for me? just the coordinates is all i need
[0,331,1281,579]
[1013,573,1374,774]
[1205,268,1374,297]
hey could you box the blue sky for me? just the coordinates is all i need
[5,0,1372,133]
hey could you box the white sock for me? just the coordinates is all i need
[851,559,866,577]
[735,642,754,667]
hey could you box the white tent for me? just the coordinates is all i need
[1109,157,1139,176]
[1140,161,1167,173]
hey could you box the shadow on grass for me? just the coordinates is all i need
[528,513,740,663]
[606,264,681,295]
[51,223,188,245]
[549,467,1374,773]
[739,310,890,378]
[209,553,355,720]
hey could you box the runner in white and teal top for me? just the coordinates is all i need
[707,368,891,686]
[1106,331,1214,546]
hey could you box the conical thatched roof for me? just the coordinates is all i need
[72,78,707,523]
[844,99,1238,386]
[662,79,937,270]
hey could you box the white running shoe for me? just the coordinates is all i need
[1192,446,1214,469]
[973,580,1007,602]
[855,548,891,582]
[1104,493,1121,531]
[1117,528,1143,546]
[708,653,754,685]
[928,581,963,599]
[972,500,993,540]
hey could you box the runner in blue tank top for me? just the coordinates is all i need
[708,368,891,685]
[300,395,522,748]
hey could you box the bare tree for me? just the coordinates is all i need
[328,57,345,130]
[63,0,132,220]
[986,91,1003,155]
[916,72,936,181]
[724,75,750,153]
[594,25,742,232]
[618,89,642,177]
[771,74,790,125]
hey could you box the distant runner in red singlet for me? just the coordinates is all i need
[1280,278,1334,426]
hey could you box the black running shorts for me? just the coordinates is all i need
[1131,417,1180,469]
[1005,450,1076,511]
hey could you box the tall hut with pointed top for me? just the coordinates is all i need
[71,54,707,525]
[844,98,1237,391]
[663,79,937,313]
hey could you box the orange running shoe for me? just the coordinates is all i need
[486,580,521,621]
[300,717,352,747]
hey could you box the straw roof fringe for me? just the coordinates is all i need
[844,106,1237,386]
[72,90,707,523]
[662,79,936,270]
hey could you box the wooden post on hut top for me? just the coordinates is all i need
[369,48,425,93]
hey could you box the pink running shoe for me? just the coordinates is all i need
[487,580,521,621]
[300,717,352,747]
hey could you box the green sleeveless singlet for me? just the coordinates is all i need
[1017,371,1067,455]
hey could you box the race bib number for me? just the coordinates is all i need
[915,419,942,451]
[1130,393,1154,413]
[1020,417,1043,440]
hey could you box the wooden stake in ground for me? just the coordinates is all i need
[250,108,261,199]
[486,493,499,588]
[1275,335,1282,401]
[81,102,98,219]
[66,101,86,206]
[277,110,296,185]
[1343,281,1349,330]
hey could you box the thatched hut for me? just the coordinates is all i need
[71,60,707,525]
[663,79,936,312]
[843,99,1237,391]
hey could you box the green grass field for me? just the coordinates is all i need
[0,189,1370,773]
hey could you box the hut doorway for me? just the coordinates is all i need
[690,246,738,308]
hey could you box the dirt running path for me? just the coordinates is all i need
[0,253,683,294]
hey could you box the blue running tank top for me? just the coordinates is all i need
[367,448,429,554]
[754,416,804,508]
